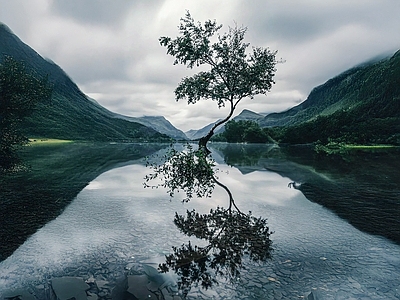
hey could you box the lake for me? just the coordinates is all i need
[0,143,399,299]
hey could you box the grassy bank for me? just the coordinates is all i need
[315,141,398,154]
[28,138,73,146]
[343,144,397,149]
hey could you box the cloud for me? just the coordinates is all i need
[50,0,144,27]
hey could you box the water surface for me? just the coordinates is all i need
[0,144,399,299]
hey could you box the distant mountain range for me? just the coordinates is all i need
[0,23,186,142]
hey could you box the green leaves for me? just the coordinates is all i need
[160,11,277,109]
[159,11,221,68]
[223,119,270,143]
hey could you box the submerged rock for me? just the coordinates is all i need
[307,290,321,300]
[124,264,181,300]
[3,289,35,300]
[51,277,90,300]
[127,275,157,299]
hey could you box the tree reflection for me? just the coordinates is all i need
[159,207,272,293]
[145,144,274,292]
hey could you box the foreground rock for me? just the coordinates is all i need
[51,277,90,300]
[125,264,182,300]
[3,289,35,300]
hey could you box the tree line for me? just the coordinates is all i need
[213,119,274,143]
[0,56,52,171]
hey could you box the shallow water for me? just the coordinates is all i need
[0,147,399,299]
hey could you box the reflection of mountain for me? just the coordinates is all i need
[211,143,400,244]
[0,143,168,261]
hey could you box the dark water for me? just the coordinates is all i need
[0,143,399,299]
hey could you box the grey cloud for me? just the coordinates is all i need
[239,0,400,48]
[61,52,129,85]
[50,0,134,27]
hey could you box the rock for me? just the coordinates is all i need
[259,277,270,284]
[87,292,99,300]
[85,276,96,284]
[127,275,157,299]
[307,290,321,300]
[3,289,36,300]
[125,264,180,300]
[51,277,90,300]
[267,277,280,283]
[95,279,109,289]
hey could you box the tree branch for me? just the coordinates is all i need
[212,175,244,215]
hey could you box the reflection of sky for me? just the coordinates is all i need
[216,166,299,207]
[1,162,400,298]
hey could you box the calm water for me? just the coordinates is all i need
[0,144,399,299]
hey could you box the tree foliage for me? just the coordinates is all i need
[159,207,272,292]
[0,56,52,170]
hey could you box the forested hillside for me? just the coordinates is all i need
[0,23,170,142]
[267,50,400,145]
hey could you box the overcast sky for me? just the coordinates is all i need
[1,0,400,131]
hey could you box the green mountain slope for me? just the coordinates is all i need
[0,23,171,142]
[264,50,400,145]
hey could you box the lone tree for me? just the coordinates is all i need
[0,56,52,170]
[145,12,278,291]
[160,11,277,152]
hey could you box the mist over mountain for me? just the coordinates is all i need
[0,23,184,141]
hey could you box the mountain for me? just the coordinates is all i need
[261,52,400,128]
[265,50,400,145]
[234,109,265,122]
[0,23,182,141]
[114,114,187,140]
[185,109,264,140]
[185,120,221,140]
